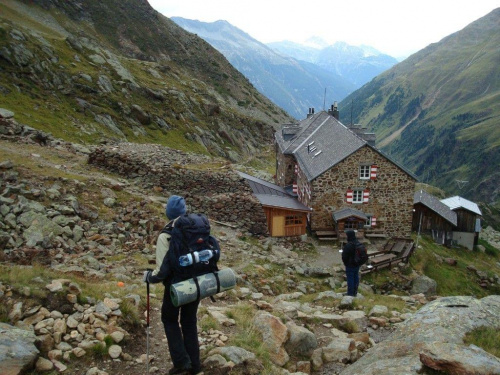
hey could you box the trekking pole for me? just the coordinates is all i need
[146,269,152,375]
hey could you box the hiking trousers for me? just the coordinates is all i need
[161,286,200,370]
[345,266,360,296]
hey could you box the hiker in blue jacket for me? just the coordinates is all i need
[143,195,201,375]
[342,230,360,297]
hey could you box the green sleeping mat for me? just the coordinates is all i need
[170,268,236,307]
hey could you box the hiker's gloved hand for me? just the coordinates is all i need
[142,270,152,283]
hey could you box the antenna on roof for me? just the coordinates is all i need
[350,99,353,126]
[455,180,469,190]
[323,88,326,111]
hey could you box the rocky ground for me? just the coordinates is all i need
[1,112,499,375]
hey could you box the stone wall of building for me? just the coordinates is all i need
[275,149,296,187]
[89,144,268,234]
[310,146,415,238]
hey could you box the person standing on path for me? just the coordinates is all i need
[143,195,202,375]
[341,230,361,297]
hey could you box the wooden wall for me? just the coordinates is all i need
[412,204,454,233]
[263,207,307,237]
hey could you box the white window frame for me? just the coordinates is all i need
[364,216,372,228]
[352,189,363,204]
[359,165,370,180]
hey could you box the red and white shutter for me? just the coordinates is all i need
[346,189,353,204]
[370,165,378,180]
[293,183,298,194]
[363,189,370,203]
[371,216,377,227]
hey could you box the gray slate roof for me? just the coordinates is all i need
[441,196,482,216]
[414,190,457,226]
[237,171,312,212]
[275,111,417,182]
[333,207,368,222]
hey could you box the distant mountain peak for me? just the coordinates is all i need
[302,36,329,49]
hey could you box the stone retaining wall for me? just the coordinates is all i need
[88,144,268,234]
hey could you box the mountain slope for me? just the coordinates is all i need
[338,8,500,204]
[268,40,398,88]
[0,0,292,162]
[171,17,355,119]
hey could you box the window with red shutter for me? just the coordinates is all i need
[346,189,353,204]
[363,189,370,203]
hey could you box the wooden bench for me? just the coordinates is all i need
[369,253,397,265]
[361,240,415,274]
[316,230,337,241]
[399,243,414,261]
[391,241,406,255]
[316,231,336,236]
[365,233,387,238]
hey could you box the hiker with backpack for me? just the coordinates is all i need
[341,230,368,297]
[143,195,212,375]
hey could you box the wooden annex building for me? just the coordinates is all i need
[238,171,312,237]
[413,190,457,245]
[413,191,482,250]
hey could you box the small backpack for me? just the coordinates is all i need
[164,213,220,287]
[353,241,368,266]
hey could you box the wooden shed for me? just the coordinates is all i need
[238,171,312,237]
[441,196,482,249]
[413,190,457,245]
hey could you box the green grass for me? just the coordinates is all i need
[477,239,500,258]
[225,303,273,372]
[90,342,108,359]
[409,235,500,297]
[119,300,141,329]
[354,294,408,316]
[199,313,220,332]
[463,326,500,358]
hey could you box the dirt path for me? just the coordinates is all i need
[309,242,344,268]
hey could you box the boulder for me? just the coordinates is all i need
[322,337,356,363]
[340,295,500,374]
[253,311,289,366]
[285,322,318,357]
[368,305,388,317]
[410,275,437,296]
[35,357,54,372]
[420,342,500,374]
[0,108,15,119]
[208,346,255,365]
[108,345,122,359]
[22,213,64,247]
[0,323,39,375]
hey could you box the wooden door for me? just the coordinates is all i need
[272,216,285,236]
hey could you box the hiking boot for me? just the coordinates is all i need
[168,365,192,375]
[189,366,202,375]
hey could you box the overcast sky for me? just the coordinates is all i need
[148,0,499,58]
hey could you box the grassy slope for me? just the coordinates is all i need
[0,0,290,162]
[338,8,500,205]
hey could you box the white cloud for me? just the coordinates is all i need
[148,0,500,57]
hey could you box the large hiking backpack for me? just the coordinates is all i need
[353,241,368,266]
[165,213,220,284]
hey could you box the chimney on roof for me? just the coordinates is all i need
[307,107,315,118]
[328,101,339,120]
